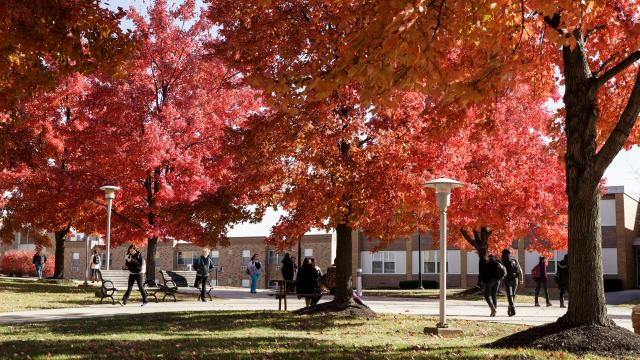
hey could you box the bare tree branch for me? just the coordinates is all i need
[595,50,640,88]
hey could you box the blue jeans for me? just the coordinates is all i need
[250,272,260,293]
[35,265,43,279]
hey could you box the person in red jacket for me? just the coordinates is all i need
[531,256,552,307]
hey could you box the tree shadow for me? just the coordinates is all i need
[35,311,360,336]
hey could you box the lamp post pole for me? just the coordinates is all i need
[100,186,120,271]
[425,178,463,329]
[418,231,424,290]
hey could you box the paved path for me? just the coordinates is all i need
[0,287,633,331]
[606,289,640,305]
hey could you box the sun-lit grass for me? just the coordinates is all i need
[0,311,606,359]
[0,277,192,312]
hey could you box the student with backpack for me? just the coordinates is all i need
[32,249,47,280]
[531,256,552,307]
[89,249,101,283]
[118,244,148,307]
[248,254,262,294]
[482,254,505,317]
[194,248,215,302]
[501,249,523,317]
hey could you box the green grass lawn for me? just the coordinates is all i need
[363,287,562,304]
[0,277,192,312]
[0,311,606,359]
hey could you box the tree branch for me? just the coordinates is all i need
[594,68,640,175]
[595,50,640,88]
[91,199,143,229]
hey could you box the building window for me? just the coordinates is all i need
[268,280,279,289]
[422,251,448,274]
[241,250,250,270]
[545,250,566,274]
[268,250,281,265]
[241,279,250,288]
[16,230,35,245]
[177,251,197,265]
[211,250,220,267]
[304,248,313,257]
[71,252,80,272]
[372,252,396,274]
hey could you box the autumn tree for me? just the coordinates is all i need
[0,0,132,110]
[209,0,640,333]
[65,0,259,282]
[0,75,102,278]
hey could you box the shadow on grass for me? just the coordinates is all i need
[33,311,361,336]
[0,336,510,359]
[0,280,98,295]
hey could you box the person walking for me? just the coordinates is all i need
[481,254,502,317]
[555,254,569,308]
[119,244,148,307]
[532,256,552,307]
[281,253,295,282]
[248,254,262,294]
[309,258,323,305]
[194,248,215,302]
[32,249,47,280]
[501,249,523,317]
[89,249,102,283]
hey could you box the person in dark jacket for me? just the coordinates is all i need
[555,254,569,308]
[296,258,321,306]
[532,256,552,307]
[32,249,47,280]
[501,249,523,317]
[482,254,500,317]
[281,253,295,282]
[119,244,148,306]
[193,248,215,302]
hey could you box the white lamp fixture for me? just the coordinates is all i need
[425,177,463,329]
[99,186,120,270]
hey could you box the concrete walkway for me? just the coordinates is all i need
[0,287,633,331]
[606,289,640,305]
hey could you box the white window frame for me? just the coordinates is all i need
[421,250,448,274]
[371,251,396,274]
[304,248,313,257]
[71,252,80,272]
[241,279,250,288]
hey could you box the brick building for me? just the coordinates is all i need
[62,234,336,289]
[357,186,640,289]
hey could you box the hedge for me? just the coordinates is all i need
[398,280,439,289]
[0,250,55,277]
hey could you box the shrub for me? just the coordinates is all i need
[398,280,439,289]
[604,278,624,293]
[0,250,55,277]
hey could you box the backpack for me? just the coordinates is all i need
[531,264,541,279]
[255,261,261,270]
[505,257,520,278]
[496,261,507,280]
[93,255,100,265]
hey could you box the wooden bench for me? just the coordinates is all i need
[97,270,158,304]
[159,270,213,302]
[268,280,322,311]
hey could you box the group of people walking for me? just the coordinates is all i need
[280,253,337,306]
[482,249,570,316]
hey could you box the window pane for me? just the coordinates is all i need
[372,261,383,273]
[384,261,395,274]
[304,248,313,257]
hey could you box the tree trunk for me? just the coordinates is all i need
[460,227,491,287]
[53,226,70,279]
[334,222,354,305]
[559,31,613,326]
[146,236,158,284]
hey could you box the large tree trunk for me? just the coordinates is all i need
[559,31,612,327]
[53,226,71,279]
[334,222,354,304]
[146,236,157,284]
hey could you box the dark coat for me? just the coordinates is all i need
[555,258,569,288]
[480,258,500,283]
[32,254,46,266]
[125,252,144,273]
[194,255,215,277]
[296,265,320,294]
[281,257,294,281]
